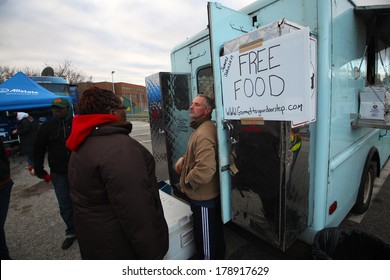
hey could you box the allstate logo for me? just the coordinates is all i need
[0,88,10,93]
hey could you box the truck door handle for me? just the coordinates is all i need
[222,119,238,145]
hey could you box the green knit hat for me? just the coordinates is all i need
[51,98,69,108]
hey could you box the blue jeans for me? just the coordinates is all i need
[0,180,13,259]
[26,152,33,166]
[51,173,75,237]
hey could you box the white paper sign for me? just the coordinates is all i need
[220,28,311,122]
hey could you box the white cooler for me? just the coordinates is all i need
[159,190,196,260]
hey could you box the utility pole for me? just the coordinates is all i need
[111,71,115,93]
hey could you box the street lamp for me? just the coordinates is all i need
[111,71,115,93]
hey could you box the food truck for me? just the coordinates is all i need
[146,0,390,251]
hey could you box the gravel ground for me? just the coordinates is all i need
[5,154,80,260]
[4,148,390,260]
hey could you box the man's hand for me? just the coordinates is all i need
[174,156,184,174]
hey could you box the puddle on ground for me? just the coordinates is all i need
[18,180,53,199]
[20,204,33,214]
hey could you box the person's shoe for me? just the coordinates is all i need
[28,166,36,176]
[61,237,76,250]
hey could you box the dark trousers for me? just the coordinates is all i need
[0,180,13,259]
[51,173,75,237]
[190,197,225,260]
[26,152,33,166]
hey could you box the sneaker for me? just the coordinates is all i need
[61,237,76,250]
[28,166,35,176]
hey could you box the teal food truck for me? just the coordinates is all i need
[146,0,390,251]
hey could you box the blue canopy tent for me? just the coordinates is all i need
[0,71,72,110]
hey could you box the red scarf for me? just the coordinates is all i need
[66,114,119,151]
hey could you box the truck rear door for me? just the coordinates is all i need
[208,2,311,251]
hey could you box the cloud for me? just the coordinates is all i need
[0,0,254,85]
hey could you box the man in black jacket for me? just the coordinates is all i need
[33,97,76,250]
[0,138,14,259]
[12,112,40,170]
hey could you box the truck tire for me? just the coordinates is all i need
[352,162,375,214]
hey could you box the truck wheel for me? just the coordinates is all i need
[352,162,375,214]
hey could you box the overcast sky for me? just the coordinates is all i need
[2,0,387,86]
[0,0,254,86]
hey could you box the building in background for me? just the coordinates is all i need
[77,81,147,118]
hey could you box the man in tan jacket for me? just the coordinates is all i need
[175,94,225,260]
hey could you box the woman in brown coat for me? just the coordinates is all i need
[66,87,168,260]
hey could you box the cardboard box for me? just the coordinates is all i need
[159,190,195,260]
[359,88,385,120]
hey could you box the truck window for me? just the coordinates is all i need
[366,36,389,86]
[355,6,390,86]
[377,46,389,85]
[197,66,214,99]
[38,83,71,96]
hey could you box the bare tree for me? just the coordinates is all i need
[0,65,17,82]
[0,58,92,84]
[22,67,40,77]
[50,58,92,84]
[1,65,41,82]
